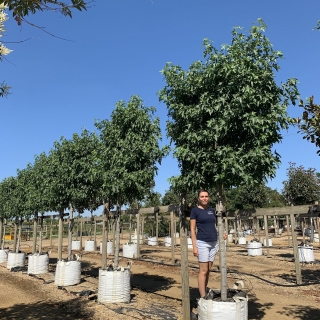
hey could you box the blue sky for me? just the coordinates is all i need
[1,0,319,212]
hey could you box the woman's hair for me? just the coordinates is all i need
[197,189,210,197]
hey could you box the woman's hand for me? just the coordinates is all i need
[193,247,199,257]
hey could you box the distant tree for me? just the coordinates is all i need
[143,191,162,208]
[282,162,320,205]
[297,96,320,156]
[225,184,286,209]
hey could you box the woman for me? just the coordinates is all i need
[190,189,226,298]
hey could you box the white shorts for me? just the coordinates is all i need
[196,240,219,262]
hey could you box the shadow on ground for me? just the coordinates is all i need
[0,298,94,320]
[131,272,176,292]
[277,305,320,320]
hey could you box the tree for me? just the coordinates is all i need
[297,96,320,155]
[159,19,299,304]
[142,191,162,208]
[0,0,86,25]
[225,184,286,210]
[0,1,87,97]
[282,162,320,205]
[95,95,167,268]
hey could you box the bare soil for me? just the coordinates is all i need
[0,231,320,319]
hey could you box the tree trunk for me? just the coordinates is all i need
[264,215,270,257]
[114,203,121,269]
[16,221,22,253]
[179,193,190,320]
[32,214,38,254]
[50,219,53,247]
[58,209,64,261]
[136,213,140,258]
[1,222,5,250]
[13,222,17,253]
[170,210,175,264]
[67,205,74,261]
[101,201,109,269]
[216,185,227,301]
[290,213,302,284]
[39,216,43,255]
[156,211,159,244]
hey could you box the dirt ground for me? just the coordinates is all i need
[0,231,320,320]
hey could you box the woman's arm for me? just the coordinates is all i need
[190,219,198,257]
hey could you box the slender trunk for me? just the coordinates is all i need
[179,192,190,320]
[13,222,18,252]
[290,213,302,284]
[39,216,43,254]
[156,211,159,242]
[1,222,5,250]
[50,219,53,247]
[32,214,38,254]
[80,220,83,250]
[114,201,121,269]
[129,214,132,242]
[94,220,97,247]
[136,213,140,258]
[67,205,74,261]
[216,185,227,301]
[264,215,270,256]
[16,221,22,253]
[170,211,175,265]
[112,219,116,254]
[101,201,109,269]
[58,209,64,261]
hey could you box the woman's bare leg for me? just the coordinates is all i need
[198,262,210,297]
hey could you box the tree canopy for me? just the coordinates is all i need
[95,95,168,206]
[297,96,320,156]
[0,0,87,25]
[159,19,299,193]
[282,162,320,205]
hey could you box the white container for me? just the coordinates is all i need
[247,241,262,256]
[84,240,95,252]
[130,234,143,244]
[227,234,233,243]
[98,267,131,303]
[147,237,158,246]
[278,228,283,235]
[187,237,193,249]
[164,236,172,247]
[298,245,314,262]
[174,232,179,238]
[71,240,81,250]
[263,238,272,247]
[0,249,8,263]
[54,260,81,286]
[238,237,246,245]
[28,253,49,274]
[198,290,248,320]
[313,233,319,243]
[122,243,137,258]
[7,252,26,269]
[100,241,114,254]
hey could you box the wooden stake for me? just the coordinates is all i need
[290,213,302,284]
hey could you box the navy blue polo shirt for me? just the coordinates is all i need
[190,206,217,242]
